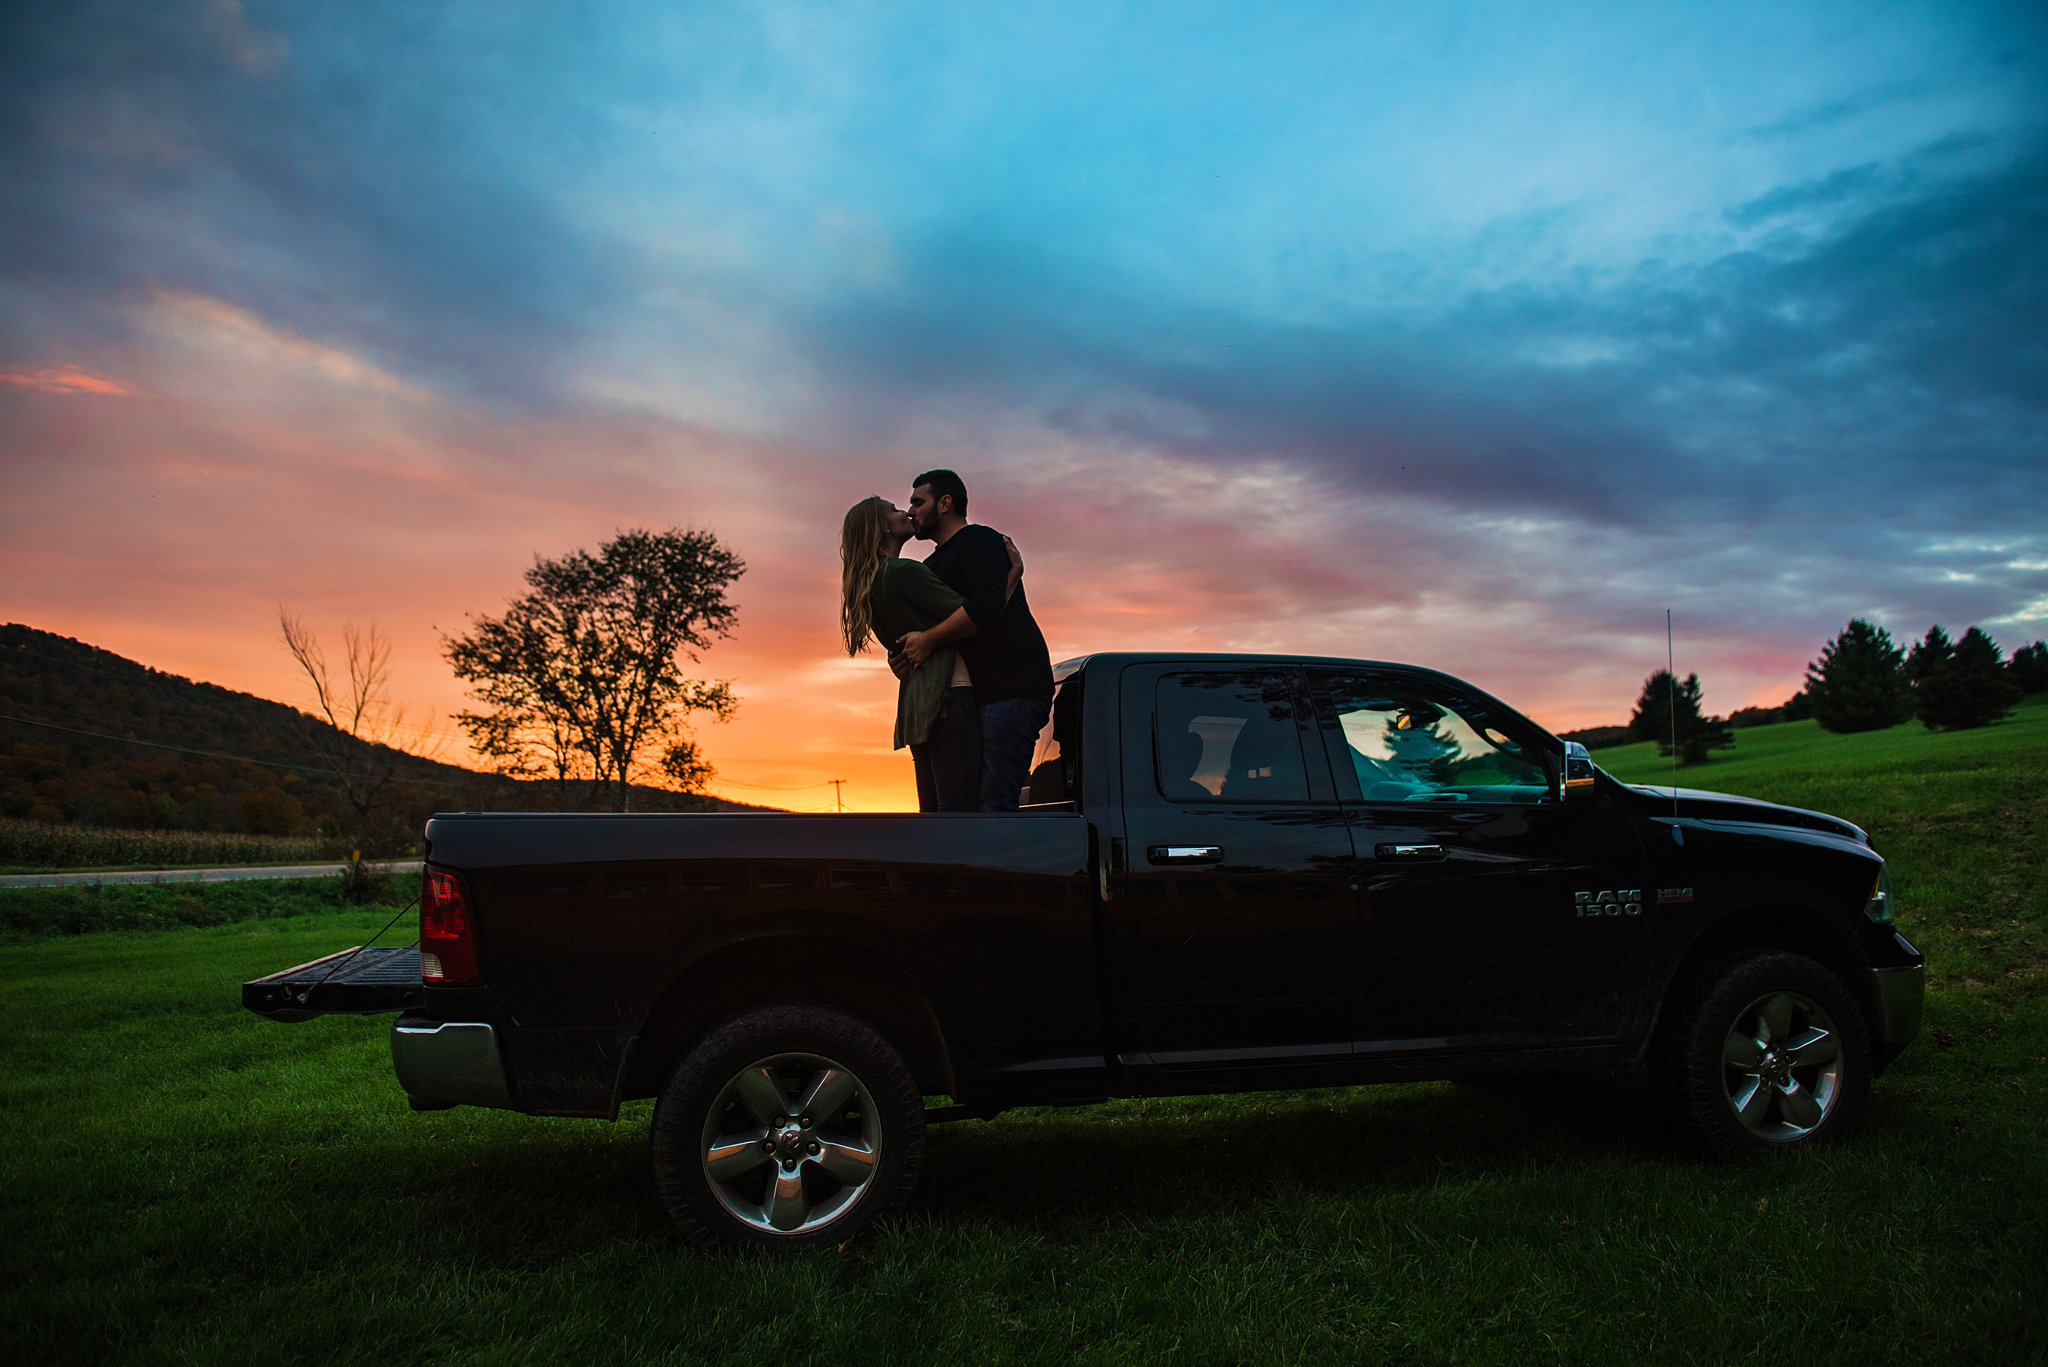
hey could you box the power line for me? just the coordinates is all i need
[1,637,474,749]
[712,776,837,791]
[0,712,469,787]
[2,698,417,773]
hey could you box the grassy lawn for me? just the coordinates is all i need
[0,876,410,944]
[4,705,2044,1365]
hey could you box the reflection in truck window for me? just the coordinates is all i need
[1155,672,1307,802]
[1022,668,1086,806]
[1325,678,1548,803]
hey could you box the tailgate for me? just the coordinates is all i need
[243,946,426,1021]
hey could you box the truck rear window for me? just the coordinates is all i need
[1155,671,1308,802]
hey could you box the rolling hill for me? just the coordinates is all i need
[0,623,776,852]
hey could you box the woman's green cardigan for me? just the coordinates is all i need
[867,558,965,750]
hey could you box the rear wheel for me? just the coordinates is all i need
[1660,950,1870,1157]
[651,1003,924,1250]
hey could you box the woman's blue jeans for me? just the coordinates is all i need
[911,686,981,812]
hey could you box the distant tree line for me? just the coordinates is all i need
[1802,620,2037,733]
[1560,620,2043,764]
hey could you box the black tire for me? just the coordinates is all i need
[1658,950,1871,1158]
[650,1002,924,1251]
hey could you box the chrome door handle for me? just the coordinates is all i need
[1148,845,1224,865]
[1375,843,1447,862]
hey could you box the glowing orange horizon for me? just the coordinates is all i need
[1,325,1813,814]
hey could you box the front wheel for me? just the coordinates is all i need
[651,1003,925,1251]
[1659,950,1871,1158]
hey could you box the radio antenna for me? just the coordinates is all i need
[1667,609,1679,818]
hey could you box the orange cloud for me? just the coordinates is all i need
[0,366,137,395]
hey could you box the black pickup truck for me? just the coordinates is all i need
[245,652,1923,1250]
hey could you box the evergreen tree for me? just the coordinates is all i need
[1804,619,1910,733]
[1904,624,1952,694]
[1384,704,1463,786]
[1913,625,2022,730]
[1629,670,1734,765]
[2012,640,2048,694]
[1628,670,1673,746]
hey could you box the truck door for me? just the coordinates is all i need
[1308,667,1653,1053]
[1113,663,1360,1071]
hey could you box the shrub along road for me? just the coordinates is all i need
[0,861,421,890]
[2,702,2043,1365]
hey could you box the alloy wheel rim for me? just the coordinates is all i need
[699,1051,880,1235]
[1719,991,1843,1142]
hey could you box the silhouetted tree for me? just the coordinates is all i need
[280,613,441,861]
[1804,619,1911,733]
[2011,640,2048,695]
[1904,624,1952,696]
[445,527,742,811]
[660,737,717,794]
[1630,670,1734,765]
[1911,625,2021,730]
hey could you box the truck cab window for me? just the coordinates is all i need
[1322,677,1548,804]
[1155,671,1307,802]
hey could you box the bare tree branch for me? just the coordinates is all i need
[280,609,441,845]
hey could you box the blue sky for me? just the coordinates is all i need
[2,0,2044,801]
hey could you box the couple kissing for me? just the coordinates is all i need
[839,469,1055,812]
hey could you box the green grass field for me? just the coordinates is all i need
[3,702,2044,1365]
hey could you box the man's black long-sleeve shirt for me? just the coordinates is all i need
[922,524,1055,705]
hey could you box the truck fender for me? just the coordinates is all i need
[618,934,957,1105]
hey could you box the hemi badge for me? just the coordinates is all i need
[1657,887,1695,904]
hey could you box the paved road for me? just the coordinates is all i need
[0,861,423,890]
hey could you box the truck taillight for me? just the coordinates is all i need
[420,870,482,985]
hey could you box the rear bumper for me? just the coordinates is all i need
[391,1014,515,1111]
[1868,964,1925,1045]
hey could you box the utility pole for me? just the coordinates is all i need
[830,778,845,813]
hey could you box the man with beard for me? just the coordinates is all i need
[891,469,1055,812]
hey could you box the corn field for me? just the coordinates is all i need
[0,820,336,870]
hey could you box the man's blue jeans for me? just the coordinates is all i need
[911,686,981,812]
[977,693,1052,812]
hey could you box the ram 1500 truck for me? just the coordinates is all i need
[244,652,1924,1250]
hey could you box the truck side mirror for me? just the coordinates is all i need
[1561,741,1598,803]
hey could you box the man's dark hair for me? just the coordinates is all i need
[912,468,968,518]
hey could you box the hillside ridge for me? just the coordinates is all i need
[0,623,778,845]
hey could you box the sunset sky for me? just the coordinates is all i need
[3,0,2045,811]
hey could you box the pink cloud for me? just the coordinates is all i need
[0,366,138,395]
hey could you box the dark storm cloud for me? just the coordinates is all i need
[0,0,620,405]
[798,135,2048,547]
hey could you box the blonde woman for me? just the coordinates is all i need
[840,496,1021,811]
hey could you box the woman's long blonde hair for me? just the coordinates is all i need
[840,496,893,656]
